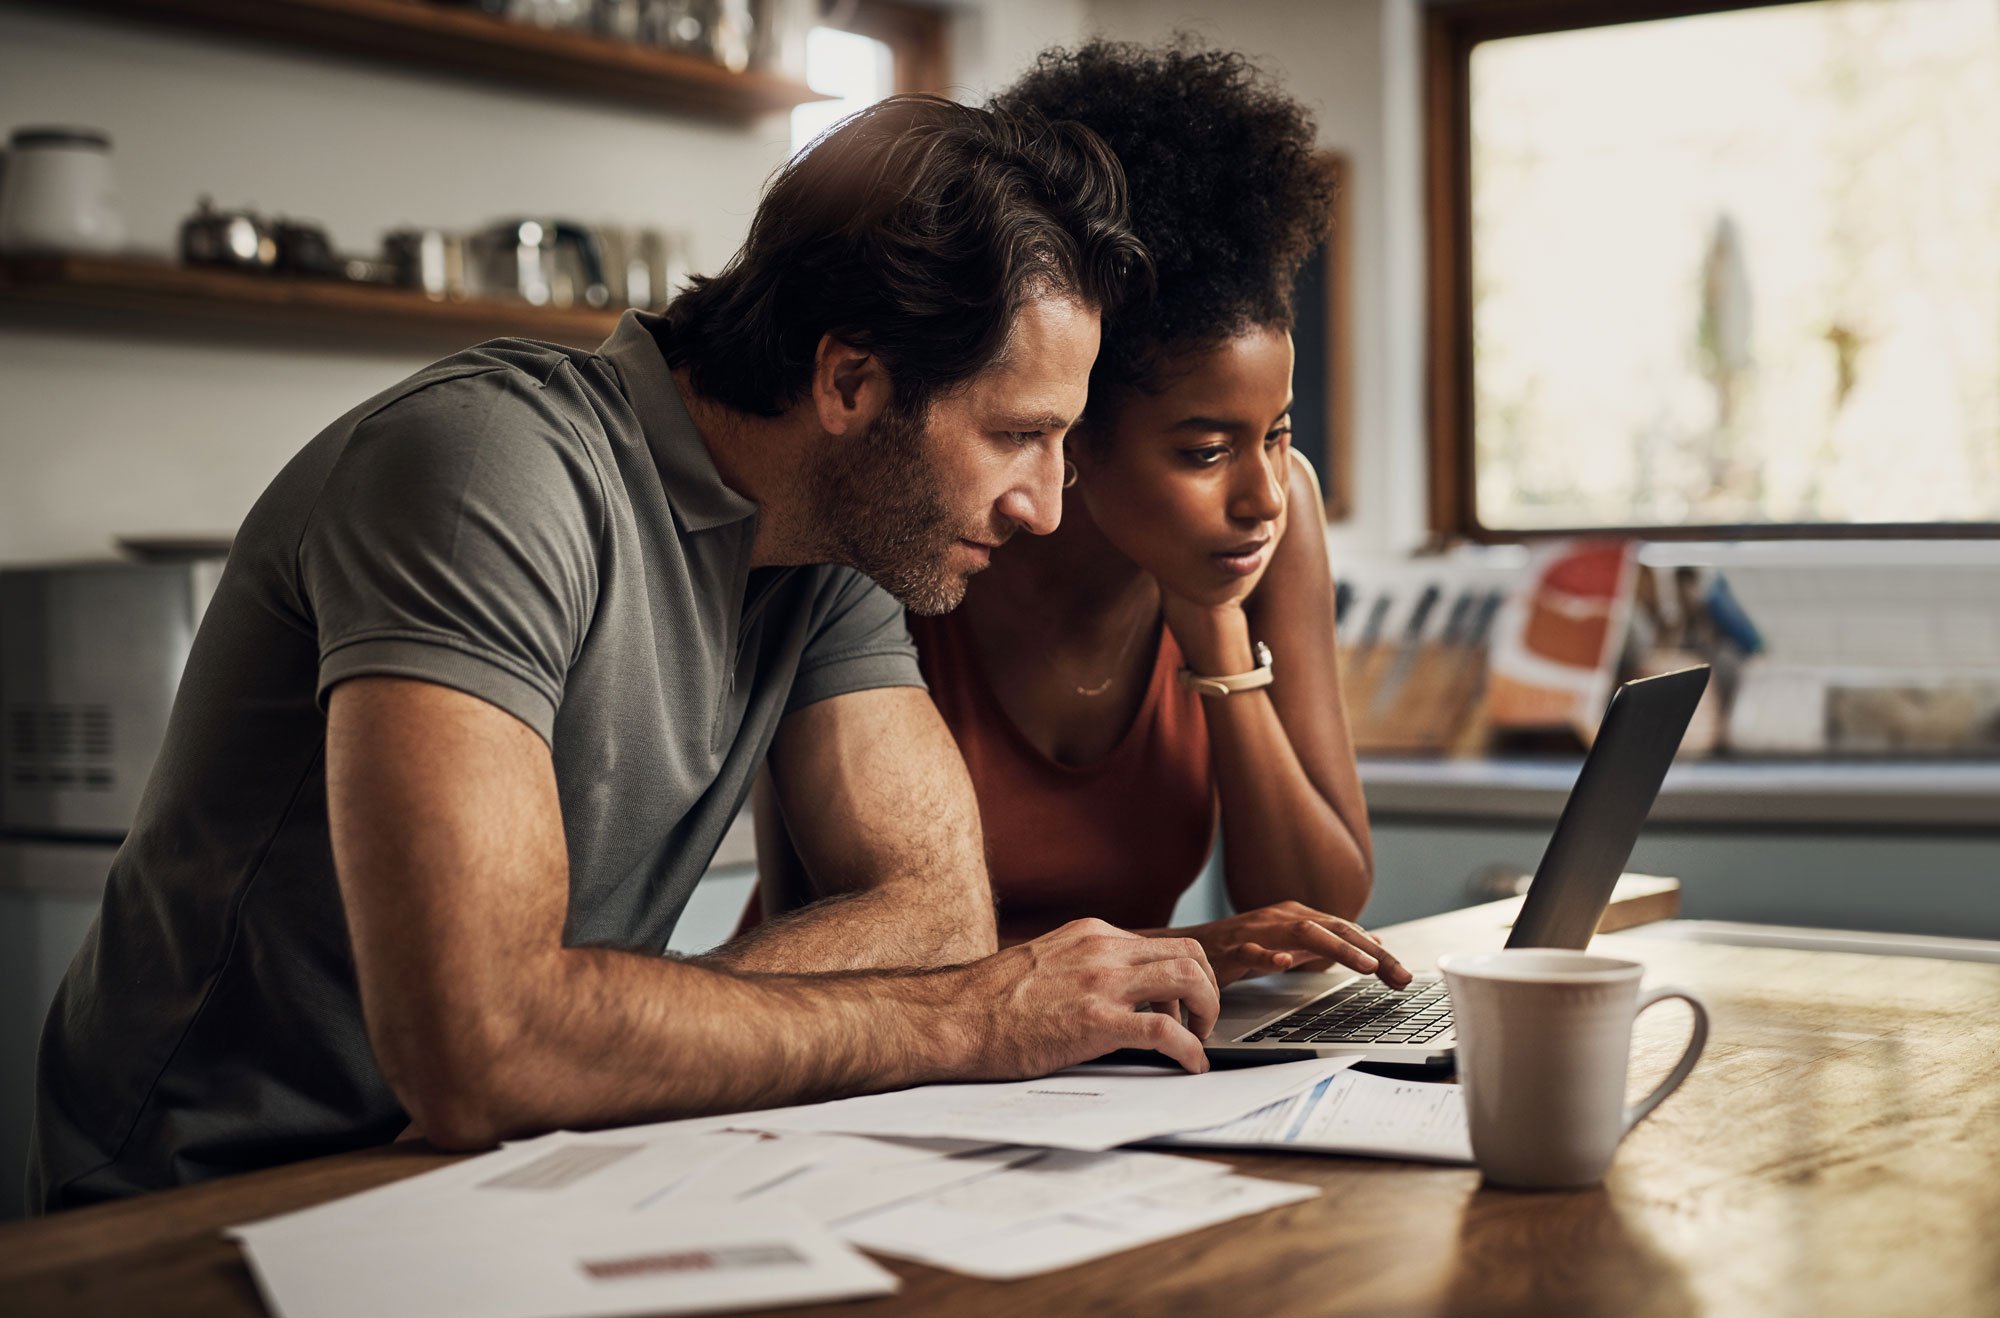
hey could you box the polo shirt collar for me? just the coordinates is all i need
[598,310,760,534]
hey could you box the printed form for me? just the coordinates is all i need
[741,1056,1361,1150]
[1162,1069,1474,1164]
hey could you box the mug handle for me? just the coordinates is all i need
[1623,986,1710,1132]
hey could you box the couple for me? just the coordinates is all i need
[29,40,1404,1214]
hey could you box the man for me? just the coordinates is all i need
[29,96,1221,1213]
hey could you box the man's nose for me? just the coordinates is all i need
[1230,447,1287,525]
[996,440,1065,537]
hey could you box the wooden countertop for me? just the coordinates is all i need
[8,878,2000,1317]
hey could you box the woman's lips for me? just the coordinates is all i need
[1213,538,1271,578]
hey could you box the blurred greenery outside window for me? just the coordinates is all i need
[1465,0,2000,534]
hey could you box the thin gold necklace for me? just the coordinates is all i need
[1066,594,1156,698]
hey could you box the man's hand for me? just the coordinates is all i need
[1164,901,1411,989]
[945,919,1220,1077]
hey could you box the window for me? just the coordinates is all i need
[789,1,947,156]
[1426,0,2000,538]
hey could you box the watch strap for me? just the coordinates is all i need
[1179,641,1275,697]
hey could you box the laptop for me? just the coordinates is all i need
[1205,664,1710,1066]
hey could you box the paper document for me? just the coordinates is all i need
[232,1129,756,1244]
[644,1129,1011,1221]
[855,1173,1320,1280]
[841,1147,1228,1253]
[741,1057,1361,1151]
[240,1206,898,1318]
[737,1137,1037,1226]
[1161,1069,1473,1164]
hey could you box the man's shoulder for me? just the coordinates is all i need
[355,338,616,441]
[318,339,637,504]
[238,341,624,575]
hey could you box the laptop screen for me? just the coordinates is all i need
[1507,666,1710,950]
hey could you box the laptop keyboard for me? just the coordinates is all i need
[1237,977,1453,1046]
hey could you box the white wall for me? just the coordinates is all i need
[943,0,1089,99]
[1082,0,1430,565]
[0,7,798,564]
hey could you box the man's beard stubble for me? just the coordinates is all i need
[806,400,982,616]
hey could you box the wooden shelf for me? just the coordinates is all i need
[0,253,627,352]
[24,0,828,121]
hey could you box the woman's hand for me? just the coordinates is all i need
[1168,901,1412,989]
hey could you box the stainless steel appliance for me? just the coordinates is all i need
[0,559,222,1224]
[1,560,222,844]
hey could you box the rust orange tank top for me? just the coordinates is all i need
[908,608,1216,943]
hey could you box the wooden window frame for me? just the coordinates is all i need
[824,0,948,95]
[1423,0,2000,542]
[1303,152,1355,522]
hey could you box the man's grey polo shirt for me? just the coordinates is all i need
[29,312,924,1211]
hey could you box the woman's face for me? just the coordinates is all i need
[1072,327,1293,607]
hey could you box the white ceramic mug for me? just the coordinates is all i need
[1439,949,1708,1190]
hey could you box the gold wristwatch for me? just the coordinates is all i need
[1179,642,1275,697]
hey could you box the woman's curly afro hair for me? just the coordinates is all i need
[994,38,1333,419]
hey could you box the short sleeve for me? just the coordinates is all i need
[301,370,604,744]
[784,568,926,714]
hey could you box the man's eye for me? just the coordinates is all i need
[1008,431,1044,445]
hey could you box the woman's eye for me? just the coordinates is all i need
[1183,446,1229,467]
[1265,426,1293,448]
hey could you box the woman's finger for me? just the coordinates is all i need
[1259,910,1412,987]
[1230,942,1293,973]
[1322,921,1411,985]
[1280,919,1383,976]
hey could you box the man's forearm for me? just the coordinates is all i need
[708,878,994,973]
[395,946,977,1147]
[743,688,1001,974]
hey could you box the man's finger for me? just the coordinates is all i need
[1120,935,1220,998]
[1113,1009,1208,1074]
[1122,960,1219,1039]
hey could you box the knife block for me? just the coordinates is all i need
[1340,642,1492,755]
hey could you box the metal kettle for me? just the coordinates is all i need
[465,218,609,308]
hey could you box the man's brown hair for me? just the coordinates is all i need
[660,94,1151,418]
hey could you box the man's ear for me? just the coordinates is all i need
[810,334,892,437]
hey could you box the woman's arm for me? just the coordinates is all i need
[1171,453,1375,922]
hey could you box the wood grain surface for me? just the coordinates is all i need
[5,888,1996,1318]
[0,255,628,352]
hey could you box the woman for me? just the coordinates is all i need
[755,40,1405,988]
